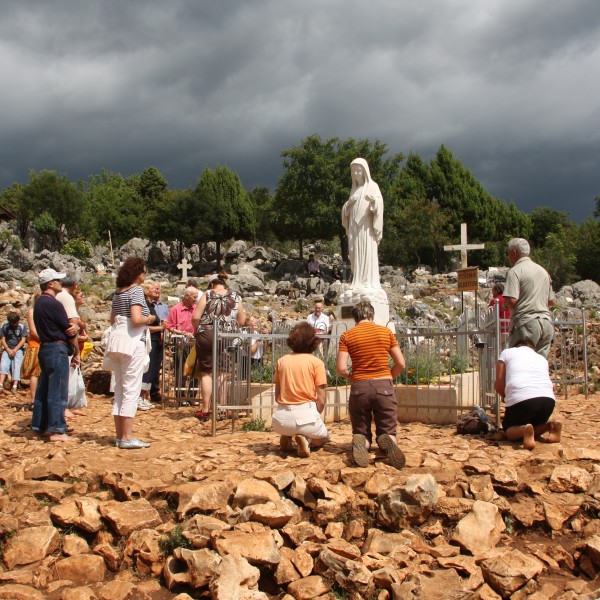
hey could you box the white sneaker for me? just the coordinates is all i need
[137,398,154,410]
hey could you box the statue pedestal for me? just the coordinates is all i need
[336,285,390,328]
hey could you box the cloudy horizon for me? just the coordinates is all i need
[1,0,599,223]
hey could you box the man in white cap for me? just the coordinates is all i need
[31,268,80,442]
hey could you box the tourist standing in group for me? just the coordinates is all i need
[336,301,406,469]
[31,269,79,442]
[192,276,245,420]
[139,281,168,408]
[272,322,329,457]
[110,257,157,449]
[167,287,199,339]
[306,302,330,335]
[0,311,28,394]
[494,338,561,450]
[21,293,41,404]
[503,238,555,359]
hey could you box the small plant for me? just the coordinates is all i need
[250,362,274,383]
[324,355,346,387]
[159,526,193,556]
[241,417,268,432]
[37,496,57,507]
[446,353,469,375]
[396,350,444,385]
[62,237,92,259]
[503,513,514,535]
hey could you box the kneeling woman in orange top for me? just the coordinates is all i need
[272,322,329,458]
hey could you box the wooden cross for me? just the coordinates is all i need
[443,223,485,269]
[177,258,192,280]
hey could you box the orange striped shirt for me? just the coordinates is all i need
[339,321,398,381]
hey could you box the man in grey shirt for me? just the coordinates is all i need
[503,238,555,358]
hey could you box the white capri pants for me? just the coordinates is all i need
[271,402,329,441]
[112,342,146,418]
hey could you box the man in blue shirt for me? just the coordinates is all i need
[31,268,79,442]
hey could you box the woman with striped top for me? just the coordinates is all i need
[110,257,157,449]
[336,301,406,469]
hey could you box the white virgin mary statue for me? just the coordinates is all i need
[341,158,383,291]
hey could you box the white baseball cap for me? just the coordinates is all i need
[38,268,67,285]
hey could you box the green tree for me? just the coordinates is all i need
[249,186,275,245]
[17,170,84,242]
[531,225,577,290]
[138,166,168,208]
[529,206,572,251]
[381,197,450,268]
[194,166,255,266]
[82,170,143,245]
[576,198,600,282]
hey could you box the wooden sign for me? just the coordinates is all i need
[457,267,479,292]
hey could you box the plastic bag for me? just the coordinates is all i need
[67,365,87,409]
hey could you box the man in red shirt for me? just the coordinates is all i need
[336,301,406,469]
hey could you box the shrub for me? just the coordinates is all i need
[396,350,444,385]
[62,237,92,259]
[241,417,268,432]
[160,526,193,556]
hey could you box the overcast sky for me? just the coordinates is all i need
[1,0,598,224]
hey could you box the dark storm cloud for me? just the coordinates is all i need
[0,0,598,222]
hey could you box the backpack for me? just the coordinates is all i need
[456,411,488,435]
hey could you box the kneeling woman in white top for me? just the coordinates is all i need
[494,339,562,450]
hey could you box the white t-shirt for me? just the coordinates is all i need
[499,346,555,407]
[251,336,264,360]
[56,289,79,320]
[306,311,330,334]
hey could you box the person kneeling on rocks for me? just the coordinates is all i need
[272,322,329,457]
[336,300,406,469]
[494,338,562,450]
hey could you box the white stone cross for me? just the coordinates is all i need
[444,223,485,269]
[177,258,192,280]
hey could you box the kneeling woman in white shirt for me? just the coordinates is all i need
[494,339,562,450]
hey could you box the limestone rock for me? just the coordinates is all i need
[62,533,91,556]
[240,499,301,528]
[168,479,236,518]
[98,498,161,536]
[0,584,44,599]
[54,554,106,584]
[51,496,103,533]
[163,547,221,590]
[283,521,327,545]
[211,529,282,565]
[122,528,164,576]
[232,478,281,508]
[209,553,265,599]
[452,501,505,556]
[181,514,231,549]
[288,475,317,509]
[548,465,592,493]
[477,548,544,598]
[2,525,60,569]
[377,474,439,529]
[286,575,331,599]
[583,535,600,567]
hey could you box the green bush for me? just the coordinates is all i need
[160,526,193,555]
[241,417,268,432]
[0,228,22,251]
[396,350,444,385]
[62,237,92,259]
